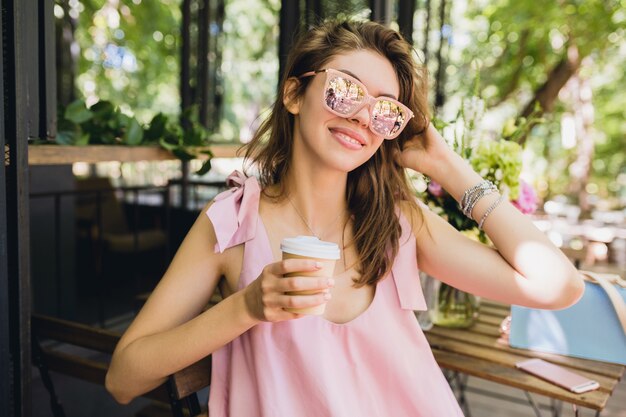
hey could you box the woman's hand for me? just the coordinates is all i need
[395,123,456,179]
[243,259,335,322]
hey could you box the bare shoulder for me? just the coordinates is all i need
[188,200,244,291]
[116,200,234,347]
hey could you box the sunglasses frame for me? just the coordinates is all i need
[298,68,414,140]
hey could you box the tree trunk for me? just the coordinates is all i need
[517,44,581,146]
[565,71,595,218]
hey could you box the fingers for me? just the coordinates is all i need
[275,276,335,293]
[267,258,323,276]
[265,292,332,310]
[246,260,336,322]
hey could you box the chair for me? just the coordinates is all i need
[32,314,212,417]
[74,177,169,324]
[75,176,168,255]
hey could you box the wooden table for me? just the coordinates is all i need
[424,300,625,416]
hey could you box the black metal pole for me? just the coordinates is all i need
[305,0,323,28]
[0,3,11,416]
[181,0,192,115]
[39,0,56,140]
[369,0,389,24]
[54,195,62,317]
[211,0,225,129]
[197,0,210,128]
[434,0,448,109]
[133,189,140,294]
[96,191,105,326]
[180,0,192,209]
[398,0,416,45]
[2,0,37,414]
[278,0,300,84]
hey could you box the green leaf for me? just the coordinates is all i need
[57,116,78,132]
[99,132,117,145]
[172,147,195,161]
[124,119,144,146]
[55,130,77,145]
[75,133,90,146]
[90,101,115,117]
[195,159,212,176]
[199,149,214,158]
[64,100,93,124]
[158,137,178,151]
[117,113,132,128]
[144,113,168,142]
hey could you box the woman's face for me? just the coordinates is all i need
[291,49,400,173]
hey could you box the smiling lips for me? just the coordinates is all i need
[330,127,366,150]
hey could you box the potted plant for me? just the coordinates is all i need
[49,99,214,175]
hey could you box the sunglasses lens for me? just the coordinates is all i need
[371,100,408,138]
[324,75,365,115]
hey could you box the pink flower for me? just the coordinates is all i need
[512,179,538,214]
[428,181,445,198]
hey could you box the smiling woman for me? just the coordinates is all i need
[105,19,583,417]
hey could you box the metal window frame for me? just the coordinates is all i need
[2,0,52,414]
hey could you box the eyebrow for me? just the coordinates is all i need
[338,68,398,100]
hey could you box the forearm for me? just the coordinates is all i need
[428,152,584,307]
[106,290,257,403]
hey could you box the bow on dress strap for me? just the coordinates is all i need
[206,170,261,253]
[391,211,427,311]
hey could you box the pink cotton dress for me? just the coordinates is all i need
[206,171,464,417]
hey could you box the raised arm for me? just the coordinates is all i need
[398,125,584,309]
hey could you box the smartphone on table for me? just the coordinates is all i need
[515,358,600,394]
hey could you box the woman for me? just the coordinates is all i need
[106,20,583,416]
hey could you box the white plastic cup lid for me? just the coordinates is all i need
[280,236,340,260]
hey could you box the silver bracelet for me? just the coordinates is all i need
[460,180,498,218]
[478,194,504,229]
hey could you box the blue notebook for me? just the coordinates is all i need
[510,281,626,365]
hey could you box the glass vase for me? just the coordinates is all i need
[430,281,480,328]
[415,272,437,331]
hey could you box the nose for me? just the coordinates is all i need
[349,104,370,128]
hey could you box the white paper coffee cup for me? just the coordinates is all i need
[280,236,340,315]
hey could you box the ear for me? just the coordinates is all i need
[283,77,301,115]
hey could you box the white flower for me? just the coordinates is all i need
[495,169,503,181]
[480,168,489,177]
[462,96,485,128]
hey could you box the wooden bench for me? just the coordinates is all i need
[32,314,211,417]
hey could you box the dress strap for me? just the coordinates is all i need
[206,170,261,253]
[390,211,427,311]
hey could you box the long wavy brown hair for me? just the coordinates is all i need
[243,19,430,287]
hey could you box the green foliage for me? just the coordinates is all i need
[69,0,181,122]
[450,0,626,201]
[459,0,624,102]
[422,94,538,237]
[470,141,523,199]
[218,0,281,140]
[56,99,213,174]
[423,132,525,236]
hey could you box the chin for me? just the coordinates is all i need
[330,152,376,173]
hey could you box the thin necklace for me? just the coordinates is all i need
[287,195,344,241]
